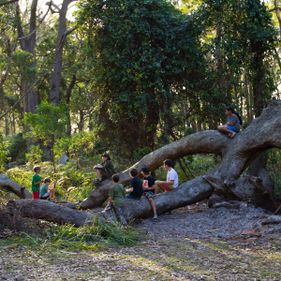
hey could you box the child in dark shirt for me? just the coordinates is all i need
[126,169,143,199]
[141,167,158,219]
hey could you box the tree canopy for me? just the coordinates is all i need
[0,0,279,163]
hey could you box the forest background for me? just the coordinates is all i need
[1,0,281,202]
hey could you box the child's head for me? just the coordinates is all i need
[43,177,51,184]
[141,167,150,176]
[225,106,234,116]
[112,174,119,183]
[102,153,111,161]
[33,165,41,173]
[129,168,138,178]
[164,159,174,171]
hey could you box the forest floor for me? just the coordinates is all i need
[1,202,281,281]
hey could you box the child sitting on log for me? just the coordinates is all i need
[103,174,127,224]
[93,153,115,186]
[217,106,241,138]
[106,174,125,208]
[40,177,56,200]
[141,167,158,220]
[126,168,143,199]
[155,159,179,192]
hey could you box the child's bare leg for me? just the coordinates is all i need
[148,198,157,218]
[217,125,229,135]
[218,126,235,138]
[49,189,55,200]
[154,182,161,194]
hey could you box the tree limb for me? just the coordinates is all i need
[7,176,213,226]
[0,175,31,199]
[80,130,229,209]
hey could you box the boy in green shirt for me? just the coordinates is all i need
[104,174,126,224]
[108,174,125,207]
[32,166,42,200]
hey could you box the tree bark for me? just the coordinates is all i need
[7,177,212,226]
[16,1,39,113]
[7,200,91,227]
[49,0,76,104]
[81,100,281,210]
[80,130,229,209]
[3,101,281,227]
[274,0,281,53]
[0,175,32,199]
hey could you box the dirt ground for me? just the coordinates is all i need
[1,202,281,281]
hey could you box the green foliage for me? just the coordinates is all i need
[267,149,281,199]
[8,133,27,162]
[25,145,43,164]
[56,162,94,201]
[7,167,34,189]
[0,134,10,171]
[13,50,36,78]
[54,131,98,162]
[24,101,68,145]
[0,219,140,252]
[7,161,94,202]
[77,0,204,158]
[196,0,277,119]
[186,155,217,178]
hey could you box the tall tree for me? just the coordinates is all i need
[77,0,203,159]
[49,0,77,104]
[15,0,39,113]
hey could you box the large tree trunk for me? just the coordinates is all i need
[16,1,39,113]
[49,0,76,104]
[81,100,281,210]
[80,130,229,209]
[3,101,281,227]
[7,177,212,226]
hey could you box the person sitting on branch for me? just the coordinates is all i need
[155,159,179,192]
[217,106,242,138]
[40,177,56,200]
[93,152,115,186]
[126,168,143,200]
[141,167,158,220]
[101,153,115,178]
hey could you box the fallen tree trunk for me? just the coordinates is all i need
[7,200,92,227]
[7,176,213,225]
[80,130,228,209]
[0,175,32,199]
[81,101,281,209]
[81,100,281,210]
[4,101,281,227]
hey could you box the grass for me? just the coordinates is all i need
[0,219,141,252]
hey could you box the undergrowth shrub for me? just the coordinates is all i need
[0,219,141,251]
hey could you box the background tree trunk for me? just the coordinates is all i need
[49,0,76,104]
[16,0,39,113]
